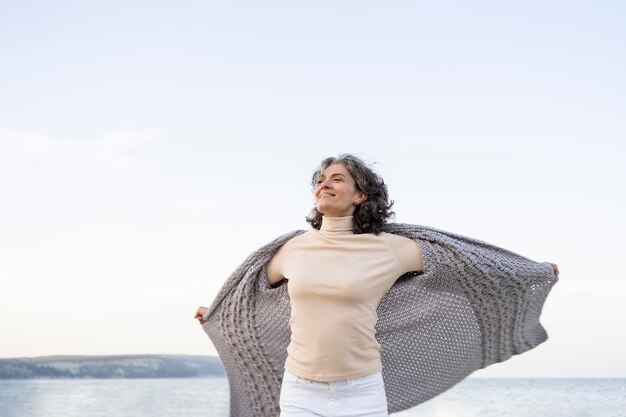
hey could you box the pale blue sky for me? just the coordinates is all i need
[0,1,624,378]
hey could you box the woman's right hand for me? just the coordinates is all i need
[195,306,208,325]
[546,262,559,276]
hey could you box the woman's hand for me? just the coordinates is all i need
[195,306,208,325]
[546,262,559,276]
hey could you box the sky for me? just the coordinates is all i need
[0,1,624,378]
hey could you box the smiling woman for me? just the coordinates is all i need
[306,155,395,234]
[195,153,560,417]
[263,155,423,417]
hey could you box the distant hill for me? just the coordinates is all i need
[0,354,225,379]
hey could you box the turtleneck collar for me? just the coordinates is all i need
[320,215,354,235]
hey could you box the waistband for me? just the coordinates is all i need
[283,368,383,387]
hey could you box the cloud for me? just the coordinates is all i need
[0,128,53,154]
[0,127,166,189]
[99,128,166,151]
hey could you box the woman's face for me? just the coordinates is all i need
[314,163,367,217]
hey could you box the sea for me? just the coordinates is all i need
[0,377,624,417]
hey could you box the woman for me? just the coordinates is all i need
[195,154,559,417]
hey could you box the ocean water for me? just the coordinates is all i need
[0,378,623,417]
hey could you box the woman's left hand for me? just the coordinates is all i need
[195,306,208,325]
[546,262,559,276]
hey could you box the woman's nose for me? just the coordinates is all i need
[317,179,331,189]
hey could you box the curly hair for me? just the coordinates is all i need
[306,154,395,235]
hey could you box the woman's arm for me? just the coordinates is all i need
[267,245,287,284]
[389,234,424,274]
[195,245,289,326]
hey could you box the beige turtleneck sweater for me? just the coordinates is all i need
[267,216,423,382]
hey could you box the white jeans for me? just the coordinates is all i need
[279,369,389,417]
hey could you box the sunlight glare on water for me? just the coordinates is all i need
[1,378,624,417]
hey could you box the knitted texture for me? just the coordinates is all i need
[201,224,558,416]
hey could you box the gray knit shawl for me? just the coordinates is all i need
[201,223,558,416]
